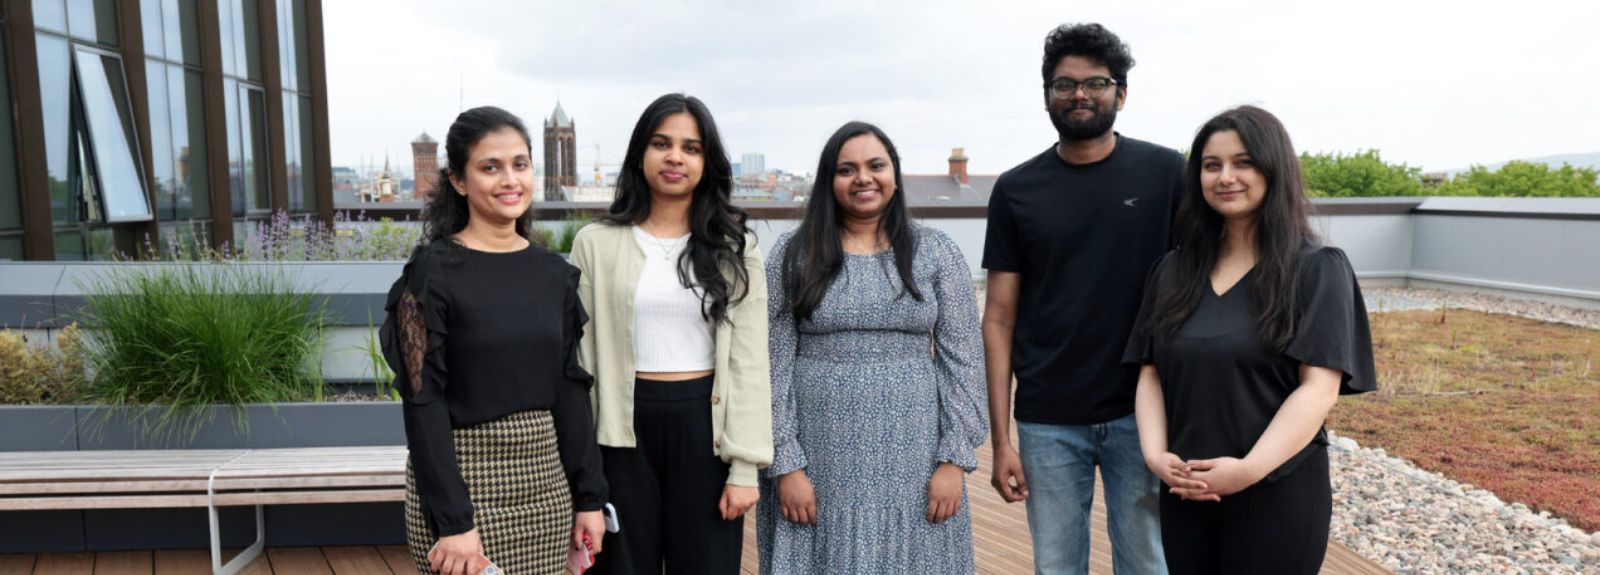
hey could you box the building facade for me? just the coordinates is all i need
[741,152,764,177]
[0,0,332,260]
[542,102,575,201]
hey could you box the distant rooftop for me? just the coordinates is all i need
[902,174,996,205]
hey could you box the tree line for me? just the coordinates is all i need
[1299,151,1600,198]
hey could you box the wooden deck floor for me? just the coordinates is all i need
[5,441,1388,574]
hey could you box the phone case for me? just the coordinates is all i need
[568,543,593,574]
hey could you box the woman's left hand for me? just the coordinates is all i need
[571,510,605,555]
[719,485,758,520]
[926,462,964,524]
[1185,456,1263,498]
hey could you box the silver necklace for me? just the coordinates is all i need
[638,225,684,261]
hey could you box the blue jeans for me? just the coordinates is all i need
[1017,414,1166,575]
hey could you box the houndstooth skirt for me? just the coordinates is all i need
[406,409,572,575]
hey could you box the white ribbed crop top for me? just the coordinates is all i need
[631,226,715,372]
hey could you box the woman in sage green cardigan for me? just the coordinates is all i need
[570,93,772,575]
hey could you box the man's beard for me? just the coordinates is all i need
[1051,104,1118,141]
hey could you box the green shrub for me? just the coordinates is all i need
[363,311,399,401]
[531,213,589,254]
[78,263,327,438]
[551,213,588,254]
[0,323,87,404]
[1301,150,1426,198]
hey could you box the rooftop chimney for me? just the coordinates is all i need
[948,147,969,184]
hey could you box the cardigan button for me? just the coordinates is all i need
[711,394,721,405]
[714,440,721,449]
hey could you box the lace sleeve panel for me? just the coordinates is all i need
[381,247,448,404]
[398,290,429,398]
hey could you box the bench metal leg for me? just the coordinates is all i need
[209,501,265,575]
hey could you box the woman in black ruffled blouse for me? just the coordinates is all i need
[381,106,607,575]
[1124,105,1376,574]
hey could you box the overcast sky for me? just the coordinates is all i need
[325,0,1600,178]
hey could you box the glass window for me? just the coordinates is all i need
[66,0,118,47]
[70,127,101,222]
[282,94,316,214]
[0,236,23,261]
[33,0,68,33]
[0,30,22,231]
[292,0,309,90]
[298,95,316,211]
[244,88,269,211]
[172,0,201,66]
[140,0,164,58]
[87,227,116,258]
[225,82,269,215]
[276,0,292,91]
[145,61,174,217]
[225,79,242,214]
[276,0,307,92]
[36,34,74,224]
[51,227,117,260]
[143,0,200,65]
[219,0,262,81]
[54,230,86,260]
[217,0,236,76]
[282,94,300,211]
[74,47,152,222]
[240,0,262,82]
[177,69,209,218]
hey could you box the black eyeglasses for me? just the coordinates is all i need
[1048,76,1118,99]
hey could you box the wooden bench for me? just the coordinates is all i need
[0,446,408,575]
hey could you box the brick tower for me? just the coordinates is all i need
[412,133,439,199]
[543,102,577,201]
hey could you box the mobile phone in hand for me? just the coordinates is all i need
[569,533,594,574]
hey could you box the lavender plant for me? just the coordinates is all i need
[151,211,421,262]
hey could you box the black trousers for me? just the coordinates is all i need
[589,375,742,575]
[1160,444,1331,575]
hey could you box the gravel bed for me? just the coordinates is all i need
[1331,431,1600,573]
[1364,287,1600,330]
[1339,287,1600,572]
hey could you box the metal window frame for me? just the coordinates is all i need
[71,42,154,224]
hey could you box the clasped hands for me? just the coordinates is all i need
[1147,452,1264,502]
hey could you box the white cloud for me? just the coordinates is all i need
[326,0,1600,176]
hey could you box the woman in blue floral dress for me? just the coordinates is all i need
[757,122,989,574]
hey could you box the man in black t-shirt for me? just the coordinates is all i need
[982,23,1182,575]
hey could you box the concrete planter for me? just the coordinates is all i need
[0,402,407,552]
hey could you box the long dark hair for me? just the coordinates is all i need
[601,94,749,325]
[1154,105,1317,350]
[420,106,536,248]
[782,121,922,322]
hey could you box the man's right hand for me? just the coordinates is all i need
[428,528,489,575]
[989,443,1029,502]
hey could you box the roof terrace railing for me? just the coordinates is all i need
[4,197,1598,383]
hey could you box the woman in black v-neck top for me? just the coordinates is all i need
[1122,106,1375,575]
